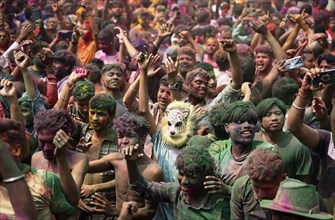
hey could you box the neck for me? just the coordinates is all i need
[188,96,204,106]
[185,188,207,204]
[94,126,111,139]
[105,48,116,56]
[231,141,252,157]
[106,89,121,100]
[262,130,282,144]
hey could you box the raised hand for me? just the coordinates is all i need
[158,23,173,39]
[221,39,237,53]
[165,56,179,81]
[121,144,143,162]
[298,34,308,48]
[312,97,328,122]
[203,175,229,195]
[137,53,154,70]
[147,54,162,77]
[115,26,127,43]
[71,25,81,43]
[301,68,325,92]
[250,20,269,36]
[261,11,270,24]
[53,129,72,158]
[14,51,30,70]
[37,47,54,67]
[0,79,16,98]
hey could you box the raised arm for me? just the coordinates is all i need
[0,139,37,220]
[14,51,35,99]
[138,53,157,136]
[115,27,138,58]
[286,68,321,149]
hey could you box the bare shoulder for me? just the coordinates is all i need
[31,151,43,166]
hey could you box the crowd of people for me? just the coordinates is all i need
[1,0,335,219]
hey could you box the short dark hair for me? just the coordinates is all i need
[89,93,116,117]
[255,98,287,120]
[97,28,114,42]
[113,113,149,142]
[72,81,95,101]
[85,63,102,83]
[255,45,273,57]
[34,109,73,134]
[178,46,196,61]
[221,101,258,125]
[272,77,299,106]
[209,103,229,139]
[185,68,210,84]
[317,53,335,67]
[30,41,49,56]
[54,50,76,70]
[176,145,215,177]
[101,63,125,76]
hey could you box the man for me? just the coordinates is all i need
[129,9,158,42]
[31,109,88,206]
[176,46,196,80]
[230,147,286,219]
[287,68,335,213]
[28,41,49,81]
[123,144,226,219]
[95,28,120,65]
[254,98,312,182]
[254,45,274,82]
[87,113,163,218]
[208,101,273,219]
[101,63,128,118]
[0,118,75,219]
[203,38,220,69]
[105,0,131,30]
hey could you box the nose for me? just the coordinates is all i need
[170,131,175,136]
[92,113,98,121]
[181,176,189,185]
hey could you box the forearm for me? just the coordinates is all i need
[282,24,300,52]
[123,36,138,58]
[47,76,58,108]
[265,33,286,61]
[228,52,243,89]
[53,81,74,110]
[132,205,156,219]
[123,77,139,107]
[126,161,142,184]
[139,69,149,113]
[57,157,80,206]
[8,97,25,126]
[278,29,292,46]
[21,68,36,99]
[49,38,60,50]
[250,33,261,51]
[189,38,203,57]
[287,95,308,133]
[119,43,126,63]
[331,102,335,138]
[95,180,116,192]
[68,41,78,54]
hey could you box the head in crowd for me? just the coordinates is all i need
[301,48,315,69]
[246,147,285,201]
[72,80,95,121]
[255,45,274,75]
[34,109,73,161]
[138,9,153,28]
[223,101,258,145]
[272,77,299,107]
[256,98,286,133]
[178,46,196,78]
[176,145,215,196]
[0,30,10,49]
[205,37,219,56]
[185,68,210,103]
[89,93,116,131]
[113,113,150,149]
[53,50,76,81]
[209,102,229,140]
[261,179,333,220]
[157,75,174,111]
[97,28,115,55]
[317,53,335,69]
[80,21,93,42]
[195,8,211,25]
[46,17,58,31]
[30,41,49,68]
[101,63,126,91]
[195,62,216,98]
[0,118,28,161]
[161,101,195,148]
[173,24,190,47]
[213,49,229,70]
[110,0,123,18]
[220,25,232,40]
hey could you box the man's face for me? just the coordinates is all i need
[251,178,281,201]
[89,108,111,131]
[157,85,171,111]
[101,69,125,90]
[261,105,284,132]
[75,99,90,120]
[178,54,195,76]
[47,18,58,30]
[188,75,208,102]
[38,129,56,161]
[205,39,219,55]
[118,131,139,149]
[80,25,92,41]
[221,30,231,40]
[140,14,151,27]
[255,53,273,73]
[329,20,335,31]
[303,53,315,69]
[111,5,123,17]
[319,59,333,69]
[53,60,70,79]
[177,169,204,196]
[98,40,114,54]
[0,31,9,47]
[225,121,256,145]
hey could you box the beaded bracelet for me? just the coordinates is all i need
[292,102,306,110]
[2,174,25,183]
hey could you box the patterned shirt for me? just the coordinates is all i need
[131,176,227,220]
[0,164,74,220]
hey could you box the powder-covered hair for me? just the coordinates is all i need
[34,109,73,134]
[246,147,284,182]
[72,80,95,101]
[176,145,215,177]
[113,113,149,142]
[89,93,116,117]
[101,63,126,76]
[222,101,258,125]
[0,119,25,149]
[255,45,273,58]
[185,68,210,84]
[272,77,299,106]
[178,46,196,61]
[209,102,229,139]
[256,98,287,120]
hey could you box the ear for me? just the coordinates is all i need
[181,109,189,118]
[11,144,22,158]
[224,123,230,133]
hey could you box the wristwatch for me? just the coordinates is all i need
[168,82,180,91]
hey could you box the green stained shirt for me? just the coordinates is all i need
[131,176,228,220]
[254,132,312,179]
